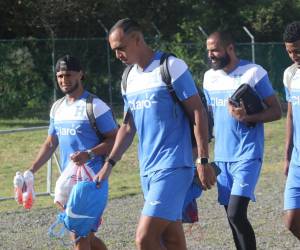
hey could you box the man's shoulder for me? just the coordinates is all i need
[85,92,106,105]
[237,60,268,80]
[284,63,298,75]
[239,59,265,72]
[204,68,216,75]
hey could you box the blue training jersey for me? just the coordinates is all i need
[48,90,118,173]
[284,65,300,165]
[122,51,198,176]
[203,60,275,162]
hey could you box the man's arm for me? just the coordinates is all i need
[181,94,216,190]
[94,112,136,182]
[29,135,59,174]
[284,102,293,176]
[228,94,282,124]
[71,128,118,165]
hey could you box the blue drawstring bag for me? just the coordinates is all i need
[49,180,108,245]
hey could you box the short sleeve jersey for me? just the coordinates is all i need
[203,60,275,162]
[48,90,117,173]
[284,65,300,165]
[122,51,198,176]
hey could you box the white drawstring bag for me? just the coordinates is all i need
[54,161,95,207]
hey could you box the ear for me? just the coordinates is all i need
[227,44,234,53]
[79,71,84,81]
[133,32,142,46]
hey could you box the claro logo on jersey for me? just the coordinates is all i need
[55,124,81,136]
[211,97,229,107]
[128,94,157,110]
[291,95,300,106]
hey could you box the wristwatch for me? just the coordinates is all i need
[105,157,117,167]
[87,149,96,160]
[195,157,209,165]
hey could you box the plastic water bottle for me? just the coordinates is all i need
[23,170,35,209]
[13,171,24,204]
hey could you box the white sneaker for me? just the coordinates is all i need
[13,172,24,204]
[23,170,35,209]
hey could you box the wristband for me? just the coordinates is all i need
[105,158,116,167]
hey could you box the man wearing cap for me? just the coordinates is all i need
[25,55,118,249]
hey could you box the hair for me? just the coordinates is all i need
[283,21,300,43]
[109,18,142,36]
[208,30,235,48]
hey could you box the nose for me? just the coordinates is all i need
[207,51,213,58]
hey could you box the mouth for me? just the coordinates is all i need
[209,58,218,65]
[61,84,71,88]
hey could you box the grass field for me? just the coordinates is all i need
[0,117,140,212]
[0,117,286,211]
[2,116,298,250]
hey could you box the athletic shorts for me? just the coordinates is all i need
[284,162,300,210]
[215,159,262,206]
[141,167,194,221]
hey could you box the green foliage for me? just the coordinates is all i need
[1,1,298,116]
[0,42,51,118]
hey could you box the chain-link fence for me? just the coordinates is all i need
[0,38,291,118]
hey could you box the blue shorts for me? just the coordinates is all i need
[284,162,300,210]
[141,167,194,221]
[215,159,262,205]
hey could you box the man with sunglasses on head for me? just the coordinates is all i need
[95,18,216,250]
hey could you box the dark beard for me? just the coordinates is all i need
[208,53,230,70]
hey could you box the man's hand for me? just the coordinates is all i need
[94,162,113,187]
[228,100,248,122]
[284,160,290,177]
[70,151,89,165]
[196,163,216,191]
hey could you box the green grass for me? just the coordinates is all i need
[0,116,286,212]
[0,118,49,130]
[0,117,140,212]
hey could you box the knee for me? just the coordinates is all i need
[227,209,246,227]
[135,230,154,249]
[284,214,300,238]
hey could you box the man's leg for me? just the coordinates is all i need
[226,195,256,250]
[71,232,107,250]
[90,233,108,250]
[136,215,187,250]
[221,159,261,250]
[284,209,300,239]
[284,162,300,239]
[224,205,241,249]
[162,220,187,250]
[71,232,90,250]
[137,167,193,250]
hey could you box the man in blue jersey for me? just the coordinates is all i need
[26,55,118,250]
[203,31,281,250]
[283,21,300,240]
[95,18,216,250]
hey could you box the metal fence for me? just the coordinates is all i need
[0,38,292,118]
